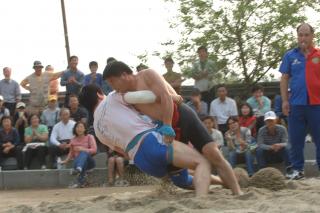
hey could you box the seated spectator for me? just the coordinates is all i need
[14,102,28,144]
[0,95,10,122]
[209,84,238,134]
[48,108,76,169]
[225,116,255,176]
[239,103,257,138]
[24,114,48,170]
[40,95,60,136]
[246,85,271,132]
[84,61,103,87]
[201,115,224,148]
[107,149,129,187]
[68,94,88,124]
[61,121,97,188]
[256,111,290,170]
[0,116,23,169]
[186,88,208,117]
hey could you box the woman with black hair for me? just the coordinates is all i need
[61,121,97,188]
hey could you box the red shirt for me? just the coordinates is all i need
[239,116,257,137]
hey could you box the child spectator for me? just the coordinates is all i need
[24,114,48,169]
[107,149,129,187]
[239,103,257,138]
[201,115,224,148]
[225,116,255,176]
[61,121,97,188]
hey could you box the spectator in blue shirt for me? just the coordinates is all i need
[84,61,103,87]
[60,56,84,107]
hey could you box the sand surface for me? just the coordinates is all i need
[1,178,320,213]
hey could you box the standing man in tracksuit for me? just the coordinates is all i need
[280,23,320,179]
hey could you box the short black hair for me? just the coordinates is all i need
[73,121,88,136]
[89,61,98,68]
[106,57,117,64]
[28,114,40,126]
[251,85,264,93]
[103,61,133,80]
[1,115,12,125]
[197,45,207,53]
[216,84,227,91]
[164,57,174,64]
[79,84,104,113]
[297,23,315,34]
[191,88,201,96]
[239,103,254,117]
[69,55,78,62]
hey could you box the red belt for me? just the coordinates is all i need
[172,103,181,140]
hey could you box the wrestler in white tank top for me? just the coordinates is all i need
[93,92,156,159]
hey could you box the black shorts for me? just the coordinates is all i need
[177,103,214,152]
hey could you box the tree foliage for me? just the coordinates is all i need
[164,0,320,85]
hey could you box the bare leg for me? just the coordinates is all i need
[108,157,115,185]
[115,157,125,178]
[202,142,242,195]
[171,140,211,197]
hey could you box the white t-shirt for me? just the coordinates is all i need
[209,97,238,124]
[93,92,156,159]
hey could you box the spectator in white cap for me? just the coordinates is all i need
[256,111,290,171]
[0,95,10,123]
[13,102,28,144]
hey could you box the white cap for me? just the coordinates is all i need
[16,102,26,109]
[264,111,277,121]
[0,95,3,101]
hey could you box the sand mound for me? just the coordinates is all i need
[233,168,250,188]
[249,167,286,191]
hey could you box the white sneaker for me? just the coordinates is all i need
[286,170,304,180]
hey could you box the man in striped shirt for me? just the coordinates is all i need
[256,111,290,171]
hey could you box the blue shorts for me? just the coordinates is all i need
[134,132,173,178]
[170,169,193,189]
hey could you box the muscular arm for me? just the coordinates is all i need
[144,70,173,125]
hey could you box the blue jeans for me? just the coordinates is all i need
[256,147,290,170]
[288,105,320,171]
[73,151,96,184]
[228,150,255,176]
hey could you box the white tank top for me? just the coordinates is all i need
[93,92,156,158]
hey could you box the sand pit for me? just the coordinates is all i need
[1,178,320,213]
